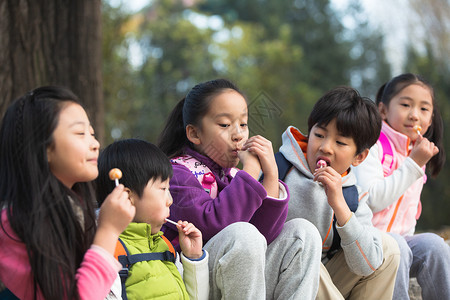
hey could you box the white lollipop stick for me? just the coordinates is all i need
[165,218,178,226]
[413,125,422,136]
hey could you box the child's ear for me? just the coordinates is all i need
[124,188,135,205]
[352,148,369,167]
[186,124,201,145]
[378,102,388,120]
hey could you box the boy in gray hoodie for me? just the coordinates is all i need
[278,87,400,299]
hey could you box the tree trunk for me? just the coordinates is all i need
[0,0,104,143]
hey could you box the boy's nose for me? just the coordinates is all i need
[166,191,173,207]
[319,140,332,154]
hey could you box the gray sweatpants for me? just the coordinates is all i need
[390,232,450,300]
[204,218,322,300]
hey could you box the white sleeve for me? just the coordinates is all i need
[266,180,288,201]
[352,144,424,213]
[181,251,209,300]
[104,274,122,300]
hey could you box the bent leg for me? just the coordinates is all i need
[316,262,345,300]
[266,218,322,300]
[349,232,400,299]
[204,222,267,300]
[325,232,399,300]
[406,233,450,300]
[389,232,413,300]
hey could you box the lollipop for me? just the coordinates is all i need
[316,159,327,169]
[413,125,422,136]
[165,218,178,226]
[109,168,122,187]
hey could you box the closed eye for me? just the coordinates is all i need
[314,133,324,138]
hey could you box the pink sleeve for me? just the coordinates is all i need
[0,210,121,300]
[76,245,122,300]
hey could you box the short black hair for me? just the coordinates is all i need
[96,139,173,205]
[307,86,381,154]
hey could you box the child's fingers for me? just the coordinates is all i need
[242,135,271,150]
[415,134,424,143]
[178,222,201,236]
[433,145,439,156]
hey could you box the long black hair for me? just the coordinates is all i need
[96,139,173,206]
[0,86,97,299]
[376,73,445,177]
[157,79,245,158]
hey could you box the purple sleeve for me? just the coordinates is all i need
[249,180,290,243]
[165,165,289,244]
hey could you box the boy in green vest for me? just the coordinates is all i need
[96,139,209,300]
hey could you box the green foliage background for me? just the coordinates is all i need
[101,0,449,231]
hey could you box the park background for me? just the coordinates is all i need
[1,0,449,234]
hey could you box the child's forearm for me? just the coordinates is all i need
[242,164,261,180]
[262,174,279,198]
[93,225,121,256]
[332,200,352,227]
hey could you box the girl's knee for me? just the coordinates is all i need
[283,218,322,246]
[222,222,266,249]
[414,232,449,255]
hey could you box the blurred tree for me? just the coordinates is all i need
[399,0,450,230]
[0,0,104,142]
[197,0,391,146]
[198,0,391,95]
[119,0,219,143]
[102,2,141,145]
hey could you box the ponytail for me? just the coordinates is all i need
[375,83,387,105]
[158,98,190,158]
[158,79,244,158]
[423,106,445,177]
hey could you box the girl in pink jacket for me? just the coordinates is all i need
[0,86,135,299]
[353,73,449,300]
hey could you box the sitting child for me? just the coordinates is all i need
[277,86,400,299]
[353,73,449,299]
[95,139,209,300]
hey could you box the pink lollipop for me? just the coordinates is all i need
[317,159,327,169]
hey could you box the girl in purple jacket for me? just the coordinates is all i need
[158,79,322,299]
[0,86,135,299]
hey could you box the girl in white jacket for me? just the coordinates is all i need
[353,73,449,300]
